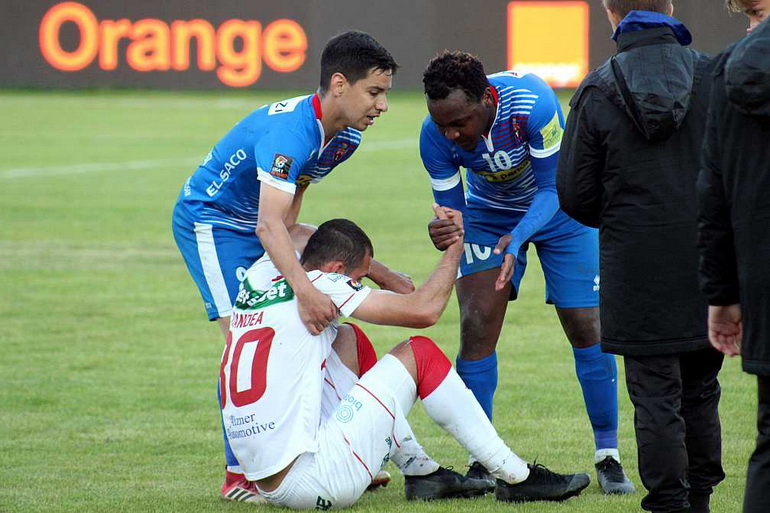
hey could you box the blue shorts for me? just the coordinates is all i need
[172,210,265,321]
[459,205,599,308]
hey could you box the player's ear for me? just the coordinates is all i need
[482,87,495,107]
[319,260,346,274]
[330,72,347,97]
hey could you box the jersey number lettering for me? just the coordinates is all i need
[481,151,513,172]
[220,327,276,407]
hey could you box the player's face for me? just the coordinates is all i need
[427,89,493,152]
[741,0,769,32]
[345,253,373,283]
[341,68,392,131]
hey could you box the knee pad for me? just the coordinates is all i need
[344,322,378,377]
[409,336,451,399]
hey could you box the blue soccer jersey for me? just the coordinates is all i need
[175,93,361,233]
[420,71,565,253]
[420,71,564,213]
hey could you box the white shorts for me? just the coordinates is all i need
[258,354,417,509]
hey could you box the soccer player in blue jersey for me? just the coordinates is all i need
[420,51,634,494]
[172,31,417,501]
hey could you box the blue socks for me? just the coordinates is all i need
[456,352,498,420]
[573,344,618,450]
[217,384,241,469]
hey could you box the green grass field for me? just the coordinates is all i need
[0,90,758,512]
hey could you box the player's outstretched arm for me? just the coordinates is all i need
[352,204,463,328]
[257,184,337,335]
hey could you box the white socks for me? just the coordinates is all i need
[421,367,530,484]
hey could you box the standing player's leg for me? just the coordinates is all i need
[537,211,634,494]
[324,324,494,500]
[455,266,512,419]
[171,217,266,499]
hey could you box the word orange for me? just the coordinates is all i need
[39,2,308,87]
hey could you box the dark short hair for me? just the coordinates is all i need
[602,0,673,17]
[423,50,489,102]
[301,219,374,272]
[319,31,398,93]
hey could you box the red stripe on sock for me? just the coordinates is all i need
[408,336,451,400]
[345,322,378,377]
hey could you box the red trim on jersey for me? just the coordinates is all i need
[483,86,500,138]
[312,94,323,120]
[345,322,378,377]
[338,292,356,310]
[409,336,451,400]
[342,434,373,479]
[309,273,323,283]
[355,383,395,419]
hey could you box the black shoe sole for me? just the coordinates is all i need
[496,474,591,503]
[406,480,496,501]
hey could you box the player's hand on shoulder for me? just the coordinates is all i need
[429,203,464,251]
[298,286,338,335]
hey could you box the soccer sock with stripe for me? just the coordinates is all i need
[572,344,619,451]
[410,337,529,483]
[455,352,498,420]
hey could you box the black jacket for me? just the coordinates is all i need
[697,19,770,376]
[557,27,713,356]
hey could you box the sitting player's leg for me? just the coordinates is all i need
[258,335,590,509]
[398,336,591,503]
[325,324,490,499]
[537,211,634,494]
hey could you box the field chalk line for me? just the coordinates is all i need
[0,138,417,179]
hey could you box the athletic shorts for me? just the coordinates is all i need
[172,211,265,321]
[258,354,417,510]
[459,204,599,308]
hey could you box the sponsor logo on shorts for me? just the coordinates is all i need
[269,153,293,179]
[593,275,600,292]
[224,414,276,439]
[335,394,364,423]
[315,496,333,510]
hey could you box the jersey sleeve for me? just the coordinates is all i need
[419,118,466,210]
[255,121,317,196]
[523,76,565,159]
[310,271,373,318]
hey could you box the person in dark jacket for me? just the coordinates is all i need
[697,12,770,513]
[556,1,725,512]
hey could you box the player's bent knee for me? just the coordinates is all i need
[344,322,377,377]
[408,336,452,399]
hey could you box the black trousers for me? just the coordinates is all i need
[744,375,770,513]
[624,348,725,513]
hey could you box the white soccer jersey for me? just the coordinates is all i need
[219,254,371,480]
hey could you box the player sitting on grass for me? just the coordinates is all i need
[218,210,591,508]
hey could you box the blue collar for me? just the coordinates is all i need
[612,10,692,46]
